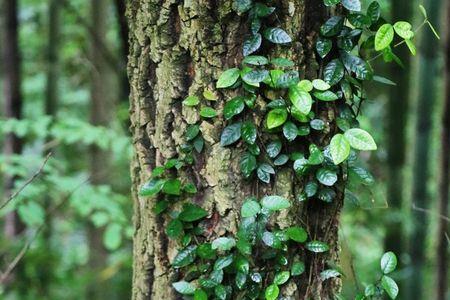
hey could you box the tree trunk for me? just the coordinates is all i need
[408,0,443,299]
[127,1,343,299]
[87,0,115,298]
[436,2,450,298]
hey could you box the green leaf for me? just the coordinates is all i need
[340,52,373,81]
[320,269,341,281]
[271,57,294,67]
[350,166,375,185]
[347,13,371,28]
[274,271,290,285]
[173,245,197,267]
[365,284,376,296]
[257,163,274,183]
[291,261,305,276]
[263,28,292,44]
[283,121,298,142]
[323,59,345,86]
[393,21,414,39]
[266,140,282,158]
[166,219,183,239]
[214,255,234,271]
[305,241,330,253]
[373,75,397,86]
[298,80,313,92]
[341,0,361,11]
[194,289,208,300]
[265,284,279,300]
[381,275,399,299]
[367,1,380,23]
[163,179,181,195]
[243,33,262,56]
[375,24,394,51]
[405,39,416,56]
[344,128,377,150]
[276,71,300,88]
[318,188,336,203]
[243,55,269,66]
[310,119,325,131]
[324,0,340,6]
[381,251,398,274]
[308,144,324,165]
[186,124,200,141]
[286,226,307,243]
[267,108,288,129]
[220,122,242,146]
[179,204,208,222]
[233,0,252,13]
[197,243,216,259]
[242,69,269,84]
[214,285,227,300]
[203,89,218,101]
[200,107,217,118]
[330,134,351,165]
[183,95,200,106]
[274,154,289,166]
[224,97,245,120]
[320,16,344,37]
[312,79,330,91]
[241,121,257,144]
[427,21,441,40]
[241,199,261,217]
[419,4,427,18]
[216,68,240,88]
[316,37,332,58]
[254,3,275,17]
[172,281,196,295]
[289,86,312,115]
[153,200,169,214]
[103,223,122,250]
[212,237,236,251]
[240,152,257,178]
[314,90,339,101]
[261,195,290,211]
[140,179,165,196]
[305,181,318,197]
[316,168,338,186]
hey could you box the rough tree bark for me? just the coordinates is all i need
[127,1,343,299]
[436,2,450,298]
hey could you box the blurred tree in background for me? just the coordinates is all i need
[0,0,448,299]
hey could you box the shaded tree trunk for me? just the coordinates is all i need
[113,0,130,105]
[407,0,443,299]
[87,0,115,298]
[436,2,450,298]
[127,1,344,299]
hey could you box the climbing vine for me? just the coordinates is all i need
[139,1,439,299]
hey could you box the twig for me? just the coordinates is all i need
[0,153,52,210]
[412,203,450,222]
[0,177,90,284]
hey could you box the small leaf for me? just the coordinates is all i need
[194,289,208,300]
[320,16,344,37]
[233,0,252,13]
[172,281,196,295]
[140,179,165,196]
[263,28,292,44]
[375,24,394,51]
[381,251,398,274]
[224,97,245,120]
[183,95,200,106]
[243,55,269,66]
[220,122,242,146]
[283,121,298,142]
[274,271,290,285]
[200,107,218,118]
[344,128,377,150]
[367,1,380,23]
[381,275,399,299]
[179,204,208,222]
[305,241,330,253]
[314,90,339,101]
[216,68,240,88]
[163,179,181,195]
[274,154,289,166]
[267,108,288,129]
[405,39,416,56]
[291,261,305,276]
[323,59,345,86]
[393,21,414,39]
[242,69,269,84]
[203,89,218,100]
[373,75,396,86]
[243,33,262,56]
[271,57,294,67]
[240,152,257,178]
[316,37,332,58]
[212,237,236,251]
[186,124,200,141]
[330,134,350,165]
[286,226,307,243]
[241,199,261,217]
[324,0,340,6]
[241,121,257,144]
[320,269,341,281]
[261,195,290,211]
[341,0,361,11]
[197,243,216,259]
[266,140,282,158]
[316,168,338,186]
[254,3,275,17]
[289,86,312,115]
[265,284,279,300]
[166,219,183,239]
[173,245,197,267]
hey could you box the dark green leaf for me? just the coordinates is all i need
[186,124,200,141]
[318,188,336,203]
[254,3,275,17]
[220,123,242,146]
[316,37,332,58]
[266,140,282,158]
[179,204,208,222]
[166,219,183,239]
[173,245,197,267]
[214,285,228,300]
[286,226,307,243]
[291,261,305,276]
[347,13,371,28]
[276,71,300,88]
[340,52,373,80]
[310,119,325,130]
[224,97,245,120]
[241,121,257,144]
[367,1,381,23]
[243,34,262,56]
[320,16,344,37]
[197,243,217,259]
[243,55,269,66]
[240,152,257,178]
[263,28,292,44]
[316,168,338,186]
[324,59,345,85]
[305,181,318,197]
[163,179,181,195]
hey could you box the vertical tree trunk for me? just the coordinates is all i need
[384,0,411,256]
[87,0,115,298]
[113,0,130,105]
[436,2,450,298]
[408,0,443,299]
[127,1,344,299]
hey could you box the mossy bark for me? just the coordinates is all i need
[127,1,343,299]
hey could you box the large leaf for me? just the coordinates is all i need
[220,123,242,146]
[289,86,312,115]
[323,59,345,86]
[261,195,290,211]
[267,108,288,129]
[320,16,344,37]
[375,24,394,51]
[381,251,397,274]
[344,128,377,150]
[243,33,262,56]
[341,0,361,11]
[172,281,196,295]
[381,275,399,299]
[216,68,240,88]
[263,28,292,44]
[330,134,350,165]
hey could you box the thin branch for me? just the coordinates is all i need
[0,153,52,210]
[0,177,90,284]
[412,203,450,223]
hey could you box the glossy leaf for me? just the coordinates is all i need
[316,168,338,186]
[267,108,288,129]
[344,128,377,150]
[200,107,217,118]
[216,68,240,88]
[220,123,242,146]
[240,152,257,178]
[241,121,257,144]
[316,37,332,58]
[243,34,262,56]
[265,284,279,300]
[375,24,394,51]
[224,97,245,120]
[286,226,307,243]
[261,195,291,211]
[263,28,292,44]
[274,271,290,285]
[393,21,414,39]
[381,251,397,274]
[330,134,350,165]
[324,59,345,86]
[381,275,399,299]
[283,121,298,141]
[305,241,330,253]
[172,281,196,295]
[241,199,261,217]
[341,0,361,11]
[173,245,197,268]
[289,86,312,115]
[320,16,344,37]
[212,237,236,251]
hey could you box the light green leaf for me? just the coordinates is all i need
[265,284,279,300]
[241,199,261,217]
[267,108,288,129]
[286,226,307,243]
[274,271,290,285]
[314,90,339,101]
[381,275,399,299]
[381,251,398,274]
[405,39,416,56]
[316,168,338,186]
[344,128,377,150]
[393,21,414,39]
[291,261,305,276]
[183,95,200,106]
[243,55,269,66]
[103,223,122,250]
[330,134,350,165]
[139,178,165,196]
[194,289,208,300]
[312,79,330,91]
[289,86,312,115]
[375,24,394,51]
[173,281,196,295]
[216,68,240,88]
[200,107,218,118]
[212,237,236,251]
[261,195,291,211]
